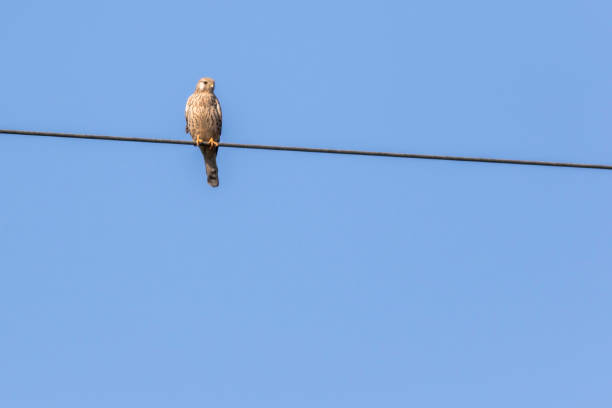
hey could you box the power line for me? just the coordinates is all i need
[2,128,611,171]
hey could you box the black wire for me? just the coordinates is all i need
[2,129,611,170]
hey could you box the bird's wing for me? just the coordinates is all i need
[215,96,222,135]
[185,94,193,134]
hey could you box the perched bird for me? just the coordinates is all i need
[185,77,223,187]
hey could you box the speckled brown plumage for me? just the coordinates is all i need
[185,77,223,187]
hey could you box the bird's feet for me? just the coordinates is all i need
[194,136,202,146]
[208,137,219,148]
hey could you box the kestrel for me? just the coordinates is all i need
[185,77,223,187]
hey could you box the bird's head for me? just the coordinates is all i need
[196,77,215,92]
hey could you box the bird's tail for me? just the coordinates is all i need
[200,146,219,187]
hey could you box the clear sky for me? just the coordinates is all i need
[1,1,611,407]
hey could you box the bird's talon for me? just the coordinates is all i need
[208,137,219,148]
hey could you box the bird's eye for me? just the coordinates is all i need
[204,81,208,84]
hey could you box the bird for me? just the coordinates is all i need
[185,77,223,187]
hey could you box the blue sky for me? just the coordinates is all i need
[1,0,611,407]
